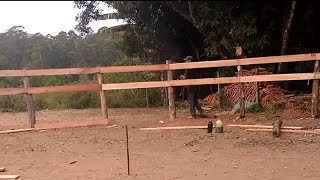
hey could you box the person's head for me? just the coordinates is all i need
[183,56,194,63]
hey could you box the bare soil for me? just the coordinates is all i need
[0,108,320,180]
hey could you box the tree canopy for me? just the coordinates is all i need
[75,1,320,69]
[0,25,125,70]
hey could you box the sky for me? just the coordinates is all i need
[0,1,126,36]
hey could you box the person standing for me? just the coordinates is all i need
[180,56,205,119]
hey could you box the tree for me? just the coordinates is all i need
[0,26,28,69]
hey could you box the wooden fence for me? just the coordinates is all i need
[0,53,319,128]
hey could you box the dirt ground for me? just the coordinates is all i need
[0,108,320,180]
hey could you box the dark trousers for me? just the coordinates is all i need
[188,90,202,116]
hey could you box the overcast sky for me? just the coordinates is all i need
[0,1,126,36]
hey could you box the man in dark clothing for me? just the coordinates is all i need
[180,56,205,119]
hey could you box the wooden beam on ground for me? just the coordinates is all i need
[34,119,110,130]
[0,167,6,172]
[0,124,117,135]
[0,128,36,134]
[166,60,176,119]
[226,124,303,130]
[245,128,320,135]
[140,126,208,131]
[0,175,20,179]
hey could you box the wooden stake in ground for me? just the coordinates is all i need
[272,118,282,137]
[23,73,36,128]
[125,125,130,175]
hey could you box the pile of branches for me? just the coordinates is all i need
[204,68,291,108]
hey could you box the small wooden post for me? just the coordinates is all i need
[23,71,36,128]
[97,73,108,119]
[238,65,245,118]
[255,68,260,104]
[166,60,176,119]
[217,71,222,108]
[311,60,319,118]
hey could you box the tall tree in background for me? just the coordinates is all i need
[0,26,125,70]
[0,26,28,69]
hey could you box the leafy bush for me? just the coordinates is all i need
[246,103,264,113]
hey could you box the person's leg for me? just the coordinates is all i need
[188,91,197,118]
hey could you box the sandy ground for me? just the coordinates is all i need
[0,108,320,180]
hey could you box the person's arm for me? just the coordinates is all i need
[180,69,188,79]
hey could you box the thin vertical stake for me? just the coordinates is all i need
[255,68,260,104]
[126,125,130,175]
[145,88,149,108]
[217,71,222,108]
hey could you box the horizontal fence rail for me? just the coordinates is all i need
[0,53,318,77]
[0,53,319,128]
[0,84,101,96]
[102,73,318,90]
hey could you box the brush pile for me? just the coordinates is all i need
[204,68,291,108]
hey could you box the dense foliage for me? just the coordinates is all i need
[75,1,319,78]
[0,26,164,112]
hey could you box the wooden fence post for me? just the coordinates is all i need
[23,69,36,128]
[166,60,176,119]
[97,73,108,119]
[217,71,222,108]
[238,65,245,118]
[311,60,319,118]
[255,68,260,104]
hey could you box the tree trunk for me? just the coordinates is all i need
[277,1,298,74]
